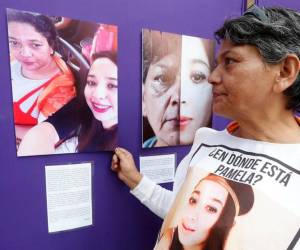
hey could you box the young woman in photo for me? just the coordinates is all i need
[155,174,254,250]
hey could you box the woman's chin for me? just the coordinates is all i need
[101,119,118,130]
[179,133,194,145]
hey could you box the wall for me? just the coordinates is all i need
[0,0,298,249]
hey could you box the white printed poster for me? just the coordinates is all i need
[45,162,92,233]
[140,154,175,184]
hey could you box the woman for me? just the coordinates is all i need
[7,9,76,147]
[142,30,214,147]
[155,174,254,250]
[111,6,300,249]
[18,51,118,155]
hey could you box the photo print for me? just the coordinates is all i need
[142,29,214,148]
[6,8,118,156]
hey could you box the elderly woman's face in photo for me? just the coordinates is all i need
[85,57,118,129]
[180,36,212,145]
[209,39,278,119]
[8,22,54,73]
[178,180,228,247]
[143,53,181,146]
[143,34,213,147]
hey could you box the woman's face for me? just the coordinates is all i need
[180,36,212,145]
[143,54,181,146]
[178,180,228,248]
[84,57,118,129]
[142,36,212,147]
[208,39,279,120]
[8,22,53,73]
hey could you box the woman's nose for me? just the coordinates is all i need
[169,75,181,105]
[208,66,221,85]
[186,208,198,222]
[93,84,107,99]
[20,46,32,57]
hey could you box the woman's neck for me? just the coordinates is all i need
[233,110,300,143]
[22,56,60,80]
[183,244,204,250]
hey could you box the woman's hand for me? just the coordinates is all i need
[111,147,142,189]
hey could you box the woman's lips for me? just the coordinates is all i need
[179,116,192,131]
[213,91,227,99]
[161,116,192,130]
[181,222,195,232]
[91,102,111,113]
[21,61,35,66]
[162,117,179,126]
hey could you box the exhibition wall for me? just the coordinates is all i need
[0,0,299,249]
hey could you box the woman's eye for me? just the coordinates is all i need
[224,57,236,66]
[9,40,20,48]
[152,71,176,94]
[206,205,218,214]
[191,72,206,83]
[86,80,96,86]
[189,197,197,205]
[154,70,176,85]
[154,74,169,84]
[31,43,42,49]
[107,82,118,89]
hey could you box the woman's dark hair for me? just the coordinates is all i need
[170,175,254,250]
[7,9,58,50]
[77,51,117,152]
[215,7,300,112]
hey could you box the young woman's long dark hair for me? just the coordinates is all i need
[77,51,118,152]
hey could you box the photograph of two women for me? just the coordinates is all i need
[7,8,118,156]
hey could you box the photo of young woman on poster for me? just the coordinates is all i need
[12,9,119,155]
[53,51,118,153]
[155,173,254,250]
[7,9,76,149]
[142,30,214,148]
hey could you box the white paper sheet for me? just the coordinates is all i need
[45,162,92,233]
[139,154,175,184]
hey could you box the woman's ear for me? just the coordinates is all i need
[142,84,147,117]
[273,54,300,93]
[50,47,55,56]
